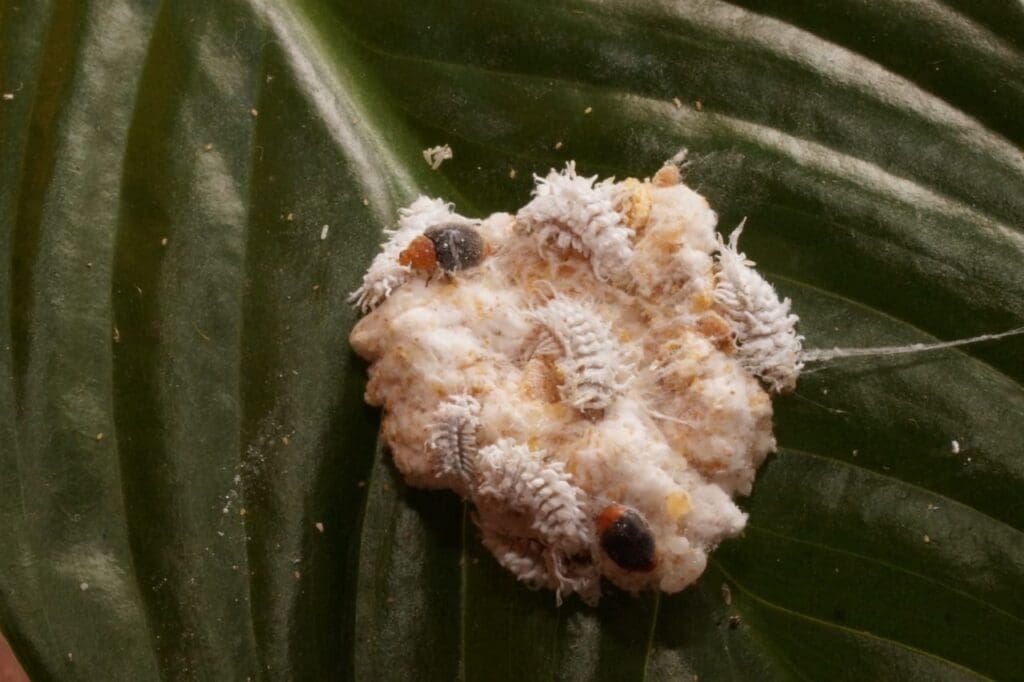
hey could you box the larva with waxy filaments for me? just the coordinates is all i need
[712,222,804,393]
[427,398,599,601]
[526,296,628,415]
[516,161,635,285]
[477,523,557,590]
[475,439,592,557]
[427,394,482,488]
[712,221,1024,390]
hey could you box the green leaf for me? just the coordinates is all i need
[1,1,1021,680]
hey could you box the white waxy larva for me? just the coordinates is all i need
[477,523,558,590]
[527,296,627,414]
[478,514,600,606]
[475,439,591,556]
[427,394,482,486]
[713,222,804,393]
[516,162,635,284]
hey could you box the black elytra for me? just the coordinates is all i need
[600,508,656,572]
[423,223,485,273]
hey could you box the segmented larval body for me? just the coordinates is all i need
[478,528,555,590]
[350,161,799,604]
[713,225,804,393]
[516,162,635,285]
[527,296,627,414]
[427,394,482,490]
[476,440,591,555]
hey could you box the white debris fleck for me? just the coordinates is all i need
[79,582,89,591]
[314,521,325,533]
[422,144,453,170]
[320,224,329,240]
[951,439,960,454]
[2,92,13,101]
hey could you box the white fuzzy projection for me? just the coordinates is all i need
[349,161,796,604]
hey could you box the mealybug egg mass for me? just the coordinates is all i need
[348,157,1020,605]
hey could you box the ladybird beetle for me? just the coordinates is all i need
[596,504,656,571]
[398,223,487,274]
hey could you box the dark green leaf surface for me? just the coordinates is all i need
[1,1,1021,680]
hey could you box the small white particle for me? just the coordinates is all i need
[315,521,325,533]
[422,144,453,170]
[672,97,682,108]
[509,168,517,180]
[320,224,329,240]
[79,582,89,591]
[923,534,931,544]
[951,439,960,454]
[583,106,593,115]
[250,108,259,118]
[2,92,14,101]
[554,141,563,150]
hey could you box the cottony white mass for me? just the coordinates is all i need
[349,158,1015,604]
